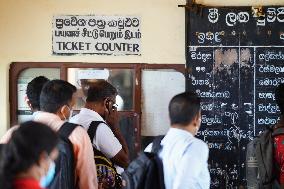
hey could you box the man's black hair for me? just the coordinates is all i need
[86,80,117,102]
[275,83,284,115]
[40,80,77,113]
[26,76,50,110]
[169,92,201,126]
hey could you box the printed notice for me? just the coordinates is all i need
[52,15,141,55]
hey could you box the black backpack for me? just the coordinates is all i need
[121,136,165,189]
[87,121,122,189]
[246,126,284,189]
[47,122,78,189]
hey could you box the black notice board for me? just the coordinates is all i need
[186,6,284,188]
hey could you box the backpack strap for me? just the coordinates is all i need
[87,121,117,169]
[58,122,78,138]
[56,122,78,189]
[151,135,164,154]
[87,121,105,143]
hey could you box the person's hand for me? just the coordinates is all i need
[98,179,108,189]
[105,101,119,129]
[98,182,104,189]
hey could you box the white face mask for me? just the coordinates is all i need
[63,105,73,121]
[82,96,87,102]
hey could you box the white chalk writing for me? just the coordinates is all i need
[196,90,230,98]
[258,92,276,100]
[196,67,206,72]
[192,79,210,86]
[201,103,215,111]
[226,12,249,26]
[257,117,280,125]
[195,31,224,44]
[208,142,223,150]
[258,78,284,87]
[198,127,254,141]
[258,103,280,114]
[267,8,277,22]
[201,115,222,125]
[208,8,219,23]
[258,65,284,74]
[190,51,212,62]
[280,33,284,40]
[258,51,284,61]
[277,7,284,22]
[224,112,239,124]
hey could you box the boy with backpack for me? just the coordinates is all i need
[35,79,98,189]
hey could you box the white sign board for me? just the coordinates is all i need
[52,15,141,55]
[77,69,110,80]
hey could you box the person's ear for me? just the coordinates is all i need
[103,98,110,109]
[196,111,202,127]
[38,152,49,174]
[193,112,201,127]
[58,105,69,120]
[25,96,33,110]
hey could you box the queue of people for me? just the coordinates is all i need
[1,75,284,189]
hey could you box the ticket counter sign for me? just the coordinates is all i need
[52,15,141,55]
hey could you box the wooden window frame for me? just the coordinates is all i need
[9,62,185,154]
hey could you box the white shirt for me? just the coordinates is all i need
[70,108,122,159]
[145,128,210,189]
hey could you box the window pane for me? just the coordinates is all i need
[68,68,134,111]
[17,68,60,123]
[141,69,185,137]
[119,115,138,160]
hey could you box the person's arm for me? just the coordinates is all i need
[0,126,19,143]
[105,105,129,167]
[144,143,153,152]
[173,141,210,189]
[96,123,129,168]
[70,126,98,189]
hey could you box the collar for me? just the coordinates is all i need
[33,111,65,131]
[32,111,39,117]
[164,127,194,141]
[80,108,105,122]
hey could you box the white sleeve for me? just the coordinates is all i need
[144,143,153,152]
[95,123,122,159]
[173,140,210,189]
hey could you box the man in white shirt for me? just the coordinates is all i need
[70,80,129,171]
[145,92,210,189]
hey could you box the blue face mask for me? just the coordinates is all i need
[40,160,56,188]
